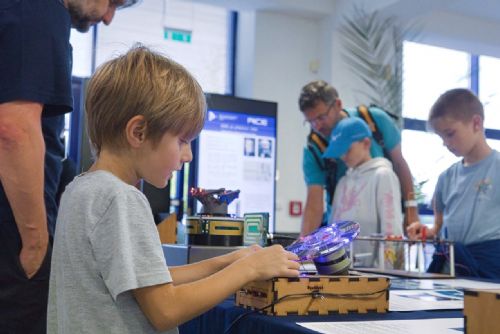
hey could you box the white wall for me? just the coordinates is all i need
[235,11,323,232]
[90,0,228,93]
[411,11,500,58]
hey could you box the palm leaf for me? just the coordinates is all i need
[340,6,416,128]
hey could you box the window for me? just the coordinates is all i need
[479,56,500,130]
[401,130,459,206]
[402,41,500,210]
[403,41,470,120]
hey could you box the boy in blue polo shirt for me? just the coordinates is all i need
[407,88,500,278]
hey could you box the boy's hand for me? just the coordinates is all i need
[244,244,300,281]
[406,222,422,240]
[407,222,434,240]
[230,244,261,262]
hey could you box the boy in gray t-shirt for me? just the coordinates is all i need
[48,46,300,333]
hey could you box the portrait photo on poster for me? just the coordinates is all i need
[244,137,256,157]
[258,138,272,158]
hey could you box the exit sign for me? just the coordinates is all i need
[164,27,192,43]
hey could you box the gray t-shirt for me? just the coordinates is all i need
[48,171,176,334]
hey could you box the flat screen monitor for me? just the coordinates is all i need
[193,94,277,232]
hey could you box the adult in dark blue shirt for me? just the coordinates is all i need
[0,0,139,332]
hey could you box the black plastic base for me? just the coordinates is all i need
[187,234,243,247]
[313,247,351,275]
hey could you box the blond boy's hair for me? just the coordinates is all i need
[85,45,206,155]
[429,88,484,126]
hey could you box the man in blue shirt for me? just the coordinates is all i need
[0,1,139,332]
[299,80,418,237]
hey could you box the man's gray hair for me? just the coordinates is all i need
[298,80,338,112]
[119,0,142,9]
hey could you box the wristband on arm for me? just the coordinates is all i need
[404,200,418,208]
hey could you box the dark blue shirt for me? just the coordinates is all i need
[0,0,73,235]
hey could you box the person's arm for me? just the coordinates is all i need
[432,211,443,237]
[423,195,443,238]
[169,245,260,284]
[301,185,324,237]
[388,144,419,230]
[0,101,48,278]
[301,145,327,237]
[407,173,445,240]
[133,245,299,331]
[407,204,442,240]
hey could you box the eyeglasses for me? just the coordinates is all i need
[303,102,335,127]
[110,0,140,9]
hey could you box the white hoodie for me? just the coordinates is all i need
[330,157,403,237]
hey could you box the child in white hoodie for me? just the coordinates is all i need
[323,117,403,267]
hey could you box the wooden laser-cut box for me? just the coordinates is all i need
[463,289,500,334]
[235,272,389,316]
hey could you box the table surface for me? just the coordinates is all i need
[179,295,463,334]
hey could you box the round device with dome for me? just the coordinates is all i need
[286,221,360,275]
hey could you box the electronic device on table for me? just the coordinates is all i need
[286,220,360,275]
[185,188,244,246]
[243,212,269,246]
[236,221,390,316]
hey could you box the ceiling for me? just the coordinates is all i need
[182,0,500,23]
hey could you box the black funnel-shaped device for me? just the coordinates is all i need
[191,188,240,216]
[186,188,243,246]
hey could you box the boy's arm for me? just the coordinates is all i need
[388,144,419,230]
[169,245,260,284]
[407,184,444,240]
[432,212,443,238]
[430,194,443,238]
[133,245,299,331]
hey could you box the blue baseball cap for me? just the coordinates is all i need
[323,117,371,158]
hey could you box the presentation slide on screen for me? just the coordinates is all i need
[197,110,276,230]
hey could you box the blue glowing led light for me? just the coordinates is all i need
[286,220,360,261]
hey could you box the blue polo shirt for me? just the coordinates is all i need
[434,150,500,245]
